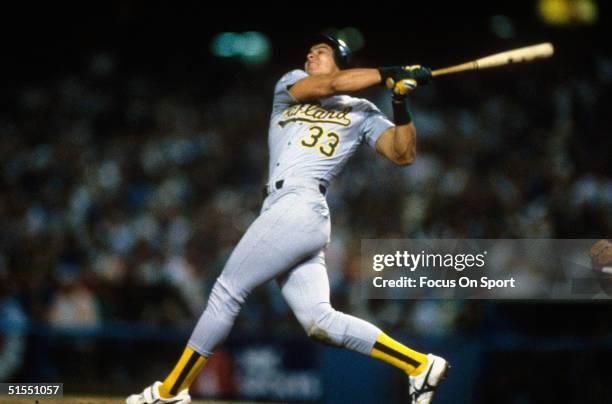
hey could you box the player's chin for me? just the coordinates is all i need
[307,66,328,76]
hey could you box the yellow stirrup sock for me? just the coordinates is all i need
[158,346,208,398]
[370,333,428,376]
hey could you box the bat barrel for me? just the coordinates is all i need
[431,42,554,78]
[475,42,554,69]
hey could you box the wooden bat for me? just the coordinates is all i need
[431,42,554,77]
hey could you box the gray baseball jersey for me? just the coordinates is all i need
[188,69,394,359]
[268,69,394,184]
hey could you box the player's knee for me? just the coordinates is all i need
[304,304,343,347]
[208,279,245,318]
[306,322,340,346]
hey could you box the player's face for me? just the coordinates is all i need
[305,44,339,75]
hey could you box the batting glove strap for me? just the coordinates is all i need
[392,96,413,126]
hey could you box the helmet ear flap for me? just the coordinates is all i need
[333,38,352,69]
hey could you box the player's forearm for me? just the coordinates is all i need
[290,69,382,101]
[391,123,416,165]
[329,68,382,94]
[388,93,416,165]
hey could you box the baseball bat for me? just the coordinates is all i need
[431,42,554,77]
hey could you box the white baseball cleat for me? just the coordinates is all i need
[409,354,449,404]
[126,381,191,404]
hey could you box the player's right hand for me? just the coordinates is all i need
[388,78,417,96]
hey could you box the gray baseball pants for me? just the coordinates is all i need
[188,178,381,357]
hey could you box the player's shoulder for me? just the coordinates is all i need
[277,69,308,85]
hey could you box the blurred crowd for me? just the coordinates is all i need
[1,48,611,380]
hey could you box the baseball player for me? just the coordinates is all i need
[127,34,448,404]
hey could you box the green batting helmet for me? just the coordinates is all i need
[310,34,353,69]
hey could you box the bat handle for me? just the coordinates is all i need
[432,61,478,77]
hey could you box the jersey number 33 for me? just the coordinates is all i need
[301,125,340,157]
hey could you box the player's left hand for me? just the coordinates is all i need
[378,65,432,89]
[401,65,432,84]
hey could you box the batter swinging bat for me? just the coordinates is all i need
[431,42,554,77]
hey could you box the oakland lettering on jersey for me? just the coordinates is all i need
[278,103,352,127]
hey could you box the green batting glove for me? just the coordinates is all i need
[378,65,432,88]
